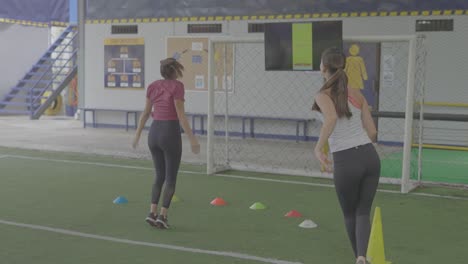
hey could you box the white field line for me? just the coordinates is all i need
[0,219,301,264]
[3,154,468,201]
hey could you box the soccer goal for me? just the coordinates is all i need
[206,35,426,193]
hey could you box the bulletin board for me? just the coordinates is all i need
[166,37,234,92]
[104,38,144,89]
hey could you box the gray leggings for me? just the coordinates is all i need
[332,143,381,257]
[148,120,182,209]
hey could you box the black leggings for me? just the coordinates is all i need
[148,120,182,209]
[332,143,381,257]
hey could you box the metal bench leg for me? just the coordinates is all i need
[192,116,196,134]
[83,110,87,128]
[242,118,246,138]
[126,112,129,131]
[296,122,300,142]
[250,118,255,138]
[303,121,308,141]
[201,116,205,135]
[134,112,138,129]
[93,110,96,128]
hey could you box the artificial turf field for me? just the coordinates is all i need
[1,147,468,264]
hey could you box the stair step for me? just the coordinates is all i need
[24,73,69,78]
[53,47,74,51]
[4,94,46,100]
[22,75,66,80]
[16,84,55,89]
[19,79,53,84]
[0,109,32,115]
[31,64,51,69]
[40,57,72,61]
[24,73,54,77]
[11,87,47,92]
[33,63,71,68]
[20,81,64,86]
[0,101,40,107]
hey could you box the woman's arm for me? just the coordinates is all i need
[360,94,377,142]
[314,93,338,171]
[132,98,152,148]
[315,93,338,151]
[175,99,200,154]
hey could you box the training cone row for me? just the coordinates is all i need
[113,196,318,229]
[210,200,317,228]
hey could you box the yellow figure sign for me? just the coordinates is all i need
[345,44,368,90]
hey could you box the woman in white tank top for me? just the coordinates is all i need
[312,48,380,264]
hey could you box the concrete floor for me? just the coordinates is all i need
[0,115,401,179]
[0,115,207,164]
[0,115,322,176]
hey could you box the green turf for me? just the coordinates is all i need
[0,225,261,264]
[381,148,468,184]
[419,149,468,184]
[1,147,468,263]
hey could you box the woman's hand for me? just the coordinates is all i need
[314,147,332,173]
[189,136,200,154]
[132,134,140,149]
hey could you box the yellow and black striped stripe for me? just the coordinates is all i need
[85,9,468,24]
[0,18,68,27]
[2,9,465,26]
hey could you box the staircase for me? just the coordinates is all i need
[0,26,78,119]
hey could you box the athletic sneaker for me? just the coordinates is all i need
[355,260,369,264]
[145,213,158,227]
[155,214,170,229]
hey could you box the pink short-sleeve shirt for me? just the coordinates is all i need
[146,79,185,120]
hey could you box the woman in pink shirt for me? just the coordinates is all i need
[133,58,200,229]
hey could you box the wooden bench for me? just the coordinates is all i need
[80,109,312,141]
[186,113,312,142]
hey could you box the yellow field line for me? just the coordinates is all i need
[422,102,468,108]
[412,143,468,151]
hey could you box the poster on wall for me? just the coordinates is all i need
[104,38,144,89]
[166,37,234,92]
[213,43,234,92]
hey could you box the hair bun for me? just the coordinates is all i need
[160,58,176,65]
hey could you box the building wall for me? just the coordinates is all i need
[83,15,468,145]
[0,24,49,97]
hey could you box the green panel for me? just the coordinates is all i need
[292,23,313,71]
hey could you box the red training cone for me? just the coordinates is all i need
[210,197,227,206]
[285,210,303,218]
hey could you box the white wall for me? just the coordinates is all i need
[0,24,49,97]
[83,16,468,145]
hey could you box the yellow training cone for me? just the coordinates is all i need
[367,207,391,264]
[171,195,180,203]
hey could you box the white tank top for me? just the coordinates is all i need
[315,99,371,153]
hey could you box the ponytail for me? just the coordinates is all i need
[312,48,352,119]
